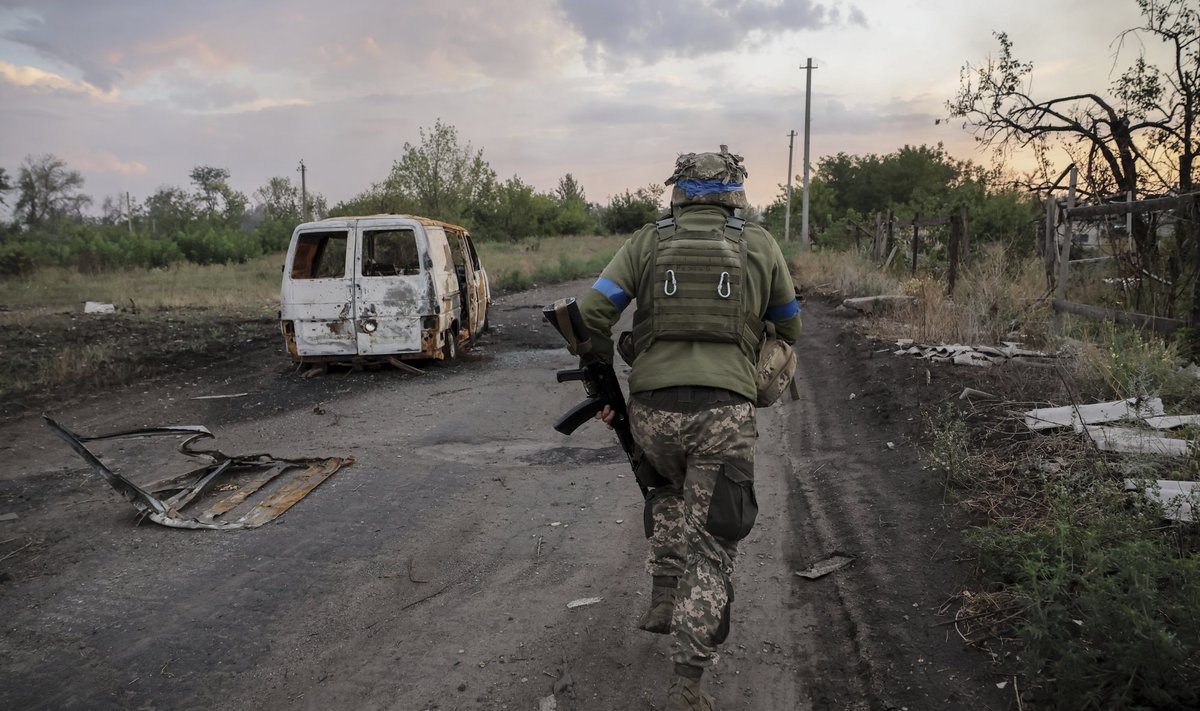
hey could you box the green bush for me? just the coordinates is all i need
[0,242,37,276]
[175,226,261,265]
[972,505,1200,710]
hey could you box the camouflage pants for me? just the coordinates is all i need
[628,395,757,669]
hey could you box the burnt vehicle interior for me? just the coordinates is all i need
[362,228,421,277]
[290,230,348,279]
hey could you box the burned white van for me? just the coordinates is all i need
[280,215,490,365]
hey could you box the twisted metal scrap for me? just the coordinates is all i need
[44,415,352,530]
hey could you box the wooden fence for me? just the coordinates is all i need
[851,208,970,292]
[1043,165,1199,338]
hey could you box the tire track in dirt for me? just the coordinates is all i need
[769,300,1011,711]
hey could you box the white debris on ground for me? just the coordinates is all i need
[1022,398,1200,520]
[83,301,116,314]
[1021,397,1198,457]
[891,339,1054,368]
[1123,480,1199,522]
[1024,397,1165,431]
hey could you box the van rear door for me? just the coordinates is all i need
[281,225,357,358]
[353,223,430,356]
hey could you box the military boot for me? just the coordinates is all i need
[637,575,677,634]
[666,664,715,711]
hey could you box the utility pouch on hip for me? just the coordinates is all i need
[754,327,798,408]
[705,460,757,541]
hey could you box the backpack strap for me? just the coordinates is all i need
[723,215,746,240]
[654,216,677,238]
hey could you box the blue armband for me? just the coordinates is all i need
[592,276,631,311]
[765,298,800,322]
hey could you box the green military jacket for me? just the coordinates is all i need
[580,204,801,401]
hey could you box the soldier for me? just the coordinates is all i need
[580,146,802,710]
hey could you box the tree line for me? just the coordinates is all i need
[0,118,666,277]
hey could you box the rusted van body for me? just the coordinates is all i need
[280,215,489,363]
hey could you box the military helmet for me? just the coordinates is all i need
[664,145,749,209]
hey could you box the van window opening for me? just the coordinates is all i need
[291,231,348,279]
[363,229,420,276]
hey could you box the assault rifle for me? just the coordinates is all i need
[543,297,656,500]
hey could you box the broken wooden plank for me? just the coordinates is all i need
[841,295,916,314]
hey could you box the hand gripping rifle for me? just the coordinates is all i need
[542,297,660,504]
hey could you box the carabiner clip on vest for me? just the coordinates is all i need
[717,271,732,298]
[664,269,677,296]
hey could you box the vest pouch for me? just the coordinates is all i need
[755,336,798,407]
[705,460,757,541]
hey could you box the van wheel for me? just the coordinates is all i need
[442,333,458,362]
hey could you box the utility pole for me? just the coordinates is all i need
[125,192,133,234]
[298,159,309,222]
[784,130,797,242]
[800,58,817,251]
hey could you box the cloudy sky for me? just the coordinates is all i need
[0,0,1155,213]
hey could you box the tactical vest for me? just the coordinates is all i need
[632,214,763,359]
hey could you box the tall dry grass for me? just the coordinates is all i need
[790,249,904,297]
[791,244,1051,346]
[0,254,283,318]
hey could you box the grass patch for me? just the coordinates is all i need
[924,320,1200,708]
[0,254,283,316]
[477,234,625,291]
[0,308,276,415]
[789,248,904,297]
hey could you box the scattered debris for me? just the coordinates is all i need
[959,387,999,401]
[1143,414,1200,430]
[1124,480,1199,522]
[566,597,602,609]
[0,513,17,522]
[894,341,1054,368]
[1089,427,1192,457]
[83,301,115,314]
[43,416,352,530]
[1024,397,1164,432]
[795,552,855,580]
[538,696,558,711]
[1022,398,1197,458]
[386,356,424,375]
[189,393,249,401]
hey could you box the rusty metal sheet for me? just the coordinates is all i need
[44,416,352,530]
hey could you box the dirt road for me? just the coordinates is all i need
[0,279,1010,710]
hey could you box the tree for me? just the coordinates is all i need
[14,154,92,228]
[190,165,230,215]
[602,184,664,234]
[253,176,304,221]
[0,167,12,207]
[144,186,198,237]
[948,0,1199,255]
[555,173,587,206]
[383,119,497,225]
[189,165,247,225]
[553,173,596,235]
